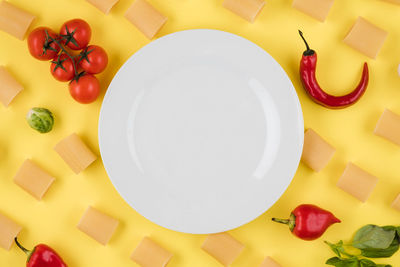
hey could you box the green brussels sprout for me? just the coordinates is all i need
[26,107,54,133]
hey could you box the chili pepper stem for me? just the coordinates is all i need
[298,30,315,56]
[271,213,296,231]
[298,30,310,50]
[14,237,32,257]
[271,218,290,224]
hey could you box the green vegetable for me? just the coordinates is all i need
[326,257,392,267]
[359,259,391,267]
[356,226,399,258]
[326,241,346,257]
[325,224,399,267]
[353,225,395,249]
[326,257,359,267]
[26,107,54,133]
[360,238,399,258]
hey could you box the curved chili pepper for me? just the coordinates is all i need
[15,238,67,267]
[272,204,341,241]
[298,30,369,109]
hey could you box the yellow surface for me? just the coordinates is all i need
[0,0,400,266]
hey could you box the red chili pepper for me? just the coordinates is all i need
[298,30,369,109]
[272,204,341,241]
[15,238,67,267]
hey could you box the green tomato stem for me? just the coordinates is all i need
[45,30,78,77]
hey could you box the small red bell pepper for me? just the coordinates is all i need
[15,238,67,267]
[272,204,341,241]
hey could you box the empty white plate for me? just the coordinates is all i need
[99,29,304,234]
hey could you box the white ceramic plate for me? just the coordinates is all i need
[99,29,303,234]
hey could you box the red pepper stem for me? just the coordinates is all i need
[271,213,296,232]
[14,237,30,255]
[14,238,34,263]
[271,218,290,224]
[298,30,315,56]
[298,30,310,50]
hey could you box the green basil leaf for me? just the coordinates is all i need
[360,259,378,267]
[353,225,395,249]
[326,257,359,267]
[382,226,397,235]
[360,237,399,258]
[360,258,392,267]
[384,226,400,243]
[382,226,396,231]
[359,259,391,267]
[395,227,400,238]
[325,241,345,257]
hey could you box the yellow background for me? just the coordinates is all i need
[1,0,400,266]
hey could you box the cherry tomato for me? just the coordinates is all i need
[60,19,91,50]
[78,45,108,74]
[28,27,60,61]
[50,54,76,82]
[69,74,100,104]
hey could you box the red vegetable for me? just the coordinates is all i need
[69,73,100,104]
[50,54,76,82]
[272,204,341,241]
[60,19,91,50]
[78,45,108,74]
[28,27,60,61]
[298,30,369,109]
[15,238,67,267]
